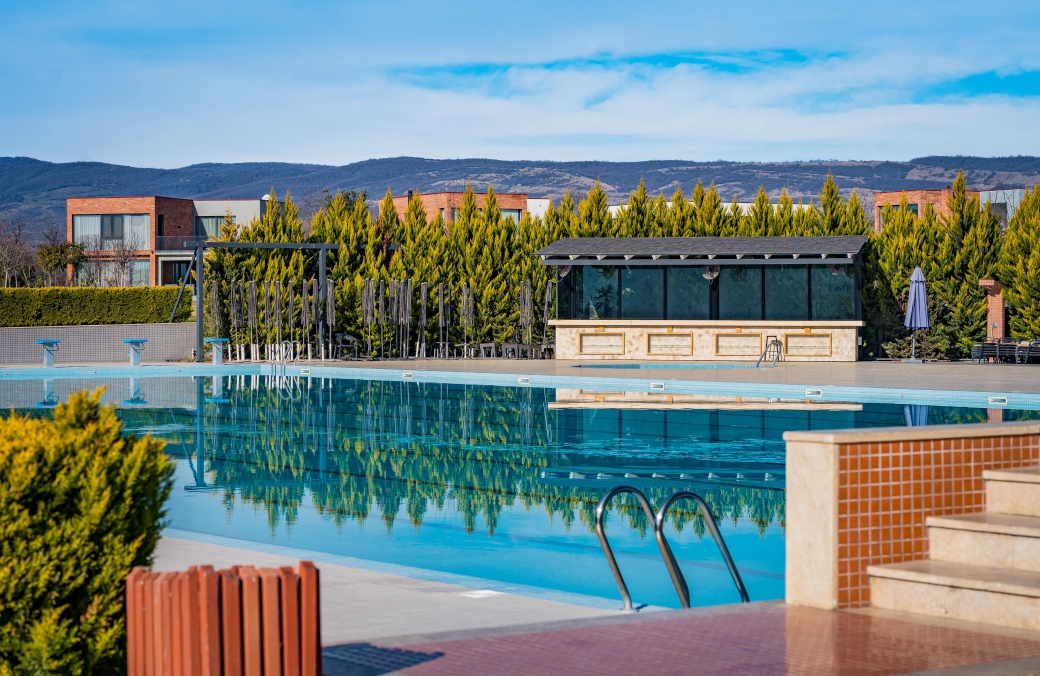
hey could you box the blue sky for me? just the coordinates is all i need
[2,0,1039,166]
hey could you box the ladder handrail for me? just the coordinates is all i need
[594,486,658,612]
[594,486,751,611]
[655,491,750,606]
[756,339,783,368]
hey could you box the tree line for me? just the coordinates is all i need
[206,170,1039,359]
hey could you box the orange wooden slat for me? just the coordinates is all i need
[260,568,283,676]
[180,568,202,676]
[298,561,321,676]
[239,566,263,676]
[195,566,221,676]
[127,567,145,676]
[170,573,184,676]
[220,569,244,676]
[148,573,162,676]
[158,573,174,676]
[278,566,301,676]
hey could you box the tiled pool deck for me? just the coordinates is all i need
[323,602,1040,676]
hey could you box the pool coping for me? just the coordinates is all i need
[3,361,1039,410]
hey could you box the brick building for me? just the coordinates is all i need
[872,187,980,232]
[392,191,531,227]
[66,196,274,286]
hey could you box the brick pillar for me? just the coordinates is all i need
[978,280,1006,339]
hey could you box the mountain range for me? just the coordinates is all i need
[2,155,1039,240]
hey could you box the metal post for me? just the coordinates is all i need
[318,247,327,358]
[195,242,204,362]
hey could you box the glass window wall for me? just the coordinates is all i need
[621,267,664,319]
[765,265,808,320]
[556,261,858,322]
[72,214,149,250]
[577,266,619,319]
[811,264,855,320]
[666,267,711,320]
[719,266,762,320]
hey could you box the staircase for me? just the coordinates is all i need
[868,466,1040,631]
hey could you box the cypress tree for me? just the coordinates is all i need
[668,187,695,237]
[464,186,517,343]
[929,173,1002,357]
[697,182,726,236]
[818,171,846,235]
[577,181,611,237]
[746,186,772,237]
[774,189,794,235]
[614,179,651,237]
[842,190,871,236]
[999,186,1040,338]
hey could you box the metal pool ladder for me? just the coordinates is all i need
[595,486,750,611]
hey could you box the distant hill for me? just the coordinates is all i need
[2,155,1038,240]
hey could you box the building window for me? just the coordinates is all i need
[75,259,150,287]
[719,266,763,320]
[502,209,522,223]
[196,215,233,238]
[451,208,460,223]
[621,267,664,319]
[811,265,855,320]
[439,208,445,220]
[765,265,808,320]
[157,214,165,236]
[666,267,711,320]
[576,266,619,319]
[73,214,150,250]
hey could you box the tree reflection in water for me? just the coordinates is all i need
[128,376,787,539]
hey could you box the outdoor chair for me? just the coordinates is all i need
[518,343,534,359]
[539,342,555,359]
[1016,340,1040,364]
[335,333,359,360]
[479,342,497,358]
[502,341,520,358]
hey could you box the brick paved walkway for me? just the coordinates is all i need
[325,604,1040,675]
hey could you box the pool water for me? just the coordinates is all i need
[7,374,1038,610]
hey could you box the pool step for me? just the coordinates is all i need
[868,463,1040,630]
[927,513,1040,572]
[868,560,1040,631]
[985,466,1040,517]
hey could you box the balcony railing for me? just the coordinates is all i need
[155,236,204,251]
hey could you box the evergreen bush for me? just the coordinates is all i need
[0,389,174,674]
[0,287,192,327]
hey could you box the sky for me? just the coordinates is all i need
[2,0,1039,167]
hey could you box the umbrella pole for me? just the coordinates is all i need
[912,329,917,360]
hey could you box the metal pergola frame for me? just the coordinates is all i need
[170,241,340,362]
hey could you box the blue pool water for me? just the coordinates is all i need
[5,372,1038,610]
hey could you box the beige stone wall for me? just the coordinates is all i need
[551,320,861,362]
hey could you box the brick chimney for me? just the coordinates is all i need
[978,279,1006,339]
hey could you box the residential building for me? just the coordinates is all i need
[979,188,1027,229]
[66,196,275,286]
[872,188,978,232]
[392,191,531,226]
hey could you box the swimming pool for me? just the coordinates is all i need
[4,371,1038,610]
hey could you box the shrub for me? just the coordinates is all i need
[0,389,174,674]
[0,287,192,327]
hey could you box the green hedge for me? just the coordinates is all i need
[0,287,193,327]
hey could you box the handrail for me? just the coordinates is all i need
[594,486,659,612]
[654,491,750,606]
[756,339,783,368]
[594,486,751,611]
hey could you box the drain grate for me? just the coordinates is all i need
[324,644,444,671]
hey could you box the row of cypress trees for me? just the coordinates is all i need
[207,171,1040,359]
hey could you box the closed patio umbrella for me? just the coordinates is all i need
[903,266,930,362]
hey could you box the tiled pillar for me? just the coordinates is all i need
[978,279,1006,339]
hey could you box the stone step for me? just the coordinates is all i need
[927,513,1040,572]
[985,466,1040,517]
[868,560,1040,631]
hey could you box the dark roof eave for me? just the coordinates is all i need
[534,236,868,260]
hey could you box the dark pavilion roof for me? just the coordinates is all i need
[535,236,868,265]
